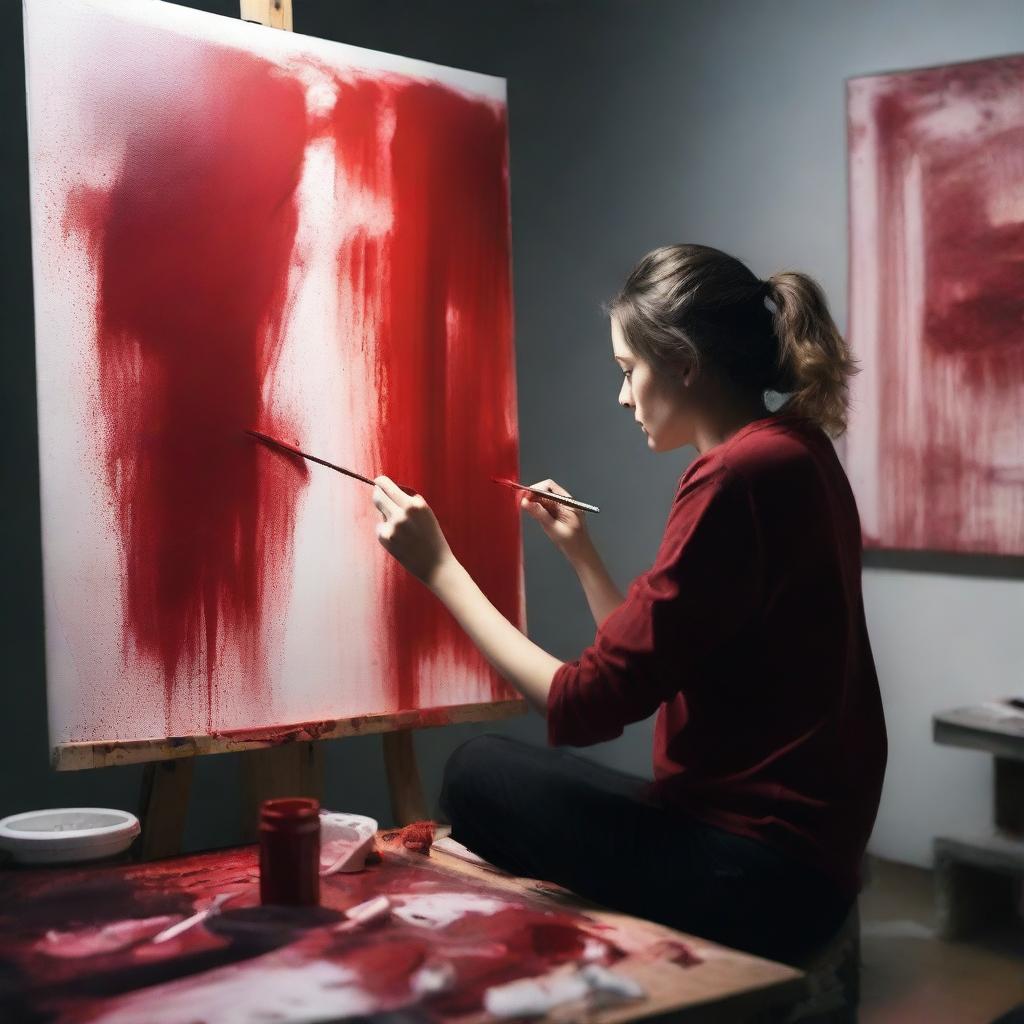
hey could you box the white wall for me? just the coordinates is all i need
[865,570,1024,865]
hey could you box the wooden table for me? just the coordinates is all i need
[933,702,1024,939]
[0,834,804,1023]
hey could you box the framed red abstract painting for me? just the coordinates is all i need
[845,54,1024,557]
[24,0,524,762]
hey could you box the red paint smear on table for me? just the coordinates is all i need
[332,78,523,711]
[853,55,1024,555]
[0,846,698,1022]
[63,47,310,723]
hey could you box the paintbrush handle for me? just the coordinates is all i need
[528,491,601,515]
[492,478,600,514]
[246,430,375,486]
[294,449,374,486]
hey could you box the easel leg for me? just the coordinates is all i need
[383,730,428,825]
[239,0,292,30]
[136,758,195,861]
[240,742,325,841]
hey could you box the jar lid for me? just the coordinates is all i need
[260,797,320,823]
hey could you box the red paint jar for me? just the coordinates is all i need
[258,797,320,907]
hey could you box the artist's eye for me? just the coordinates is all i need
[622,369,632,381]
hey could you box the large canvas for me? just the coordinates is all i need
[846,55,1024,556]
[24,0,523,749]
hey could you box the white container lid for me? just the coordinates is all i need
[0,808,141,865]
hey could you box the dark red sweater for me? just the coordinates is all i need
[547,412,887,897]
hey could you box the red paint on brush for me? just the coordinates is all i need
[64,48,310,721]
[333,78,523,711]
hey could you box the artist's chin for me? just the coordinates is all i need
[643,427,688,454]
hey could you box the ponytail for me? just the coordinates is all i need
[610,245,858,439]
[765,272,858,438]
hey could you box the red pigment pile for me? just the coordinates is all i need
[391,820,436,855]
[374,820,435,857]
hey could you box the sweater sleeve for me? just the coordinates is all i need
[547,465,763,747]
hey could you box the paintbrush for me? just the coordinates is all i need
[492,478,600,515]
[151,891,238,944]
[247,431,601,514]
[246,429,376,485]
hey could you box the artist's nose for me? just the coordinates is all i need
[618,380,633,409]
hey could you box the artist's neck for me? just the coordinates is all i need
[692,394,771,456]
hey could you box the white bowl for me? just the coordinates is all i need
[0,808,141,865]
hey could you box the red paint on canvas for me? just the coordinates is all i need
[48,11,523,741]
[63,47,310,722]
[333,78,522,710]
[847,55,1024,555]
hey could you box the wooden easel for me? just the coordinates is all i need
[239,0,292,31]
[104,0,524,858]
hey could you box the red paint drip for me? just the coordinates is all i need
[333,78,523,711]
[64,48,310,723]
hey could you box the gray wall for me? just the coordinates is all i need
[4,0,1023,865]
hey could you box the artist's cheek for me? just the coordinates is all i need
[653,386,691,451]
[636,376,662,427]
[631,372,654,426]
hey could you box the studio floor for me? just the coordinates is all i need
[859,858,1023,1024]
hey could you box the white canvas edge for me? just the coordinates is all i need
[25,0,507,103]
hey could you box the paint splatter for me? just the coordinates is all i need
[63,46,311,725]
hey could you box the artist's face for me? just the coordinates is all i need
[612,318,693,452]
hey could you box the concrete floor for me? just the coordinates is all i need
[859,858,1024,1023]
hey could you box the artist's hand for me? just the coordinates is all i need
[520,478,591,562]
[373,476,456,588]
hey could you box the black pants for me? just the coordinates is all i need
[440,735,852,965]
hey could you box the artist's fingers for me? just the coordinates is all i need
[527,478,572,498]
[521,496,551,520]
[373,483,401,521]
[375,475,414,510]
[520,478,572,518]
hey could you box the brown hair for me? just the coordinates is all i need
[607,244,857,437]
